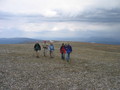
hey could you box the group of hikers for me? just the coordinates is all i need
[34,41,72,62]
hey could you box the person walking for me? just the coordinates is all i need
[60,43,66,60]
[42,41,48,56]
[34,41,41,58]
[48,43,54,58]
[66,44,72,62]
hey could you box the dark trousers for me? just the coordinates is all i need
[66,53,70,61]
[61,53,65,60]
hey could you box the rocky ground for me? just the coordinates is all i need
[0,43,120,90]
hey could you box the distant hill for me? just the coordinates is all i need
[54,37,120,45]
[0,38,42,44]
[86,37,120,45]
[0,37,120,45]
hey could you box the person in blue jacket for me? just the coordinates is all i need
[48,43,54,58]
[65,44,72,62]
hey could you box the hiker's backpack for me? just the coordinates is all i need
[35,43,41,50]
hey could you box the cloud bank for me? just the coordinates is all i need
[0,0,120,44]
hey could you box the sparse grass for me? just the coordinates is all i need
[0,42,120,90]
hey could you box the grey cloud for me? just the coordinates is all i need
[71,8,120,22]
[0,28,25,38]
[26,8,120,23]
[0,11,14,20]
[1,8,120,23]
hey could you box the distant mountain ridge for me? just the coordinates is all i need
[0,37,120,45]
[52,37,120,45]
[0,38,41,44]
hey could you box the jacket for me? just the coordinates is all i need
[66,45,72,53]
[60,46,66,54]
[49,45,54,51]
[34,43,41,50]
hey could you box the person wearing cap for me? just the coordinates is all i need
[34,41,41,58]
[48,43,55,58]
[42,41,48,56]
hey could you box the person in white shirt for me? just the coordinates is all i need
[42,41,48,57]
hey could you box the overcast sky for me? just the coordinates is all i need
[0,0,120,41]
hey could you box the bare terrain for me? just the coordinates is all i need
[0,42,120,90]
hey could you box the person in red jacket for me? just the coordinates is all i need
[60,43,66,60]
